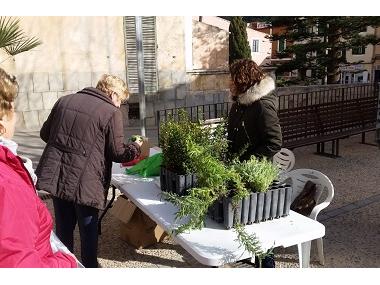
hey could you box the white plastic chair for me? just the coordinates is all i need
[273,148,295,174]
[280,169,335,267]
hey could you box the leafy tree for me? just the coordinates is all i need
[0,17,41,63]
[268,16,380,84]
[229,16,251,65]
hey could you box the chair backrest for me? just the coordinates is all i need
[273,148,295,173]
[280,168,335,220]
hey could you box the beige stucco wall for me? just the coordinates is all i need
[246,28,272,65]
[156,16,186,91]
[0,16,126,130]
[192,20,229,70]
[346,46,374,64]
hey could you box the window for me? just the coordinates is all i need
[128,103,140,120]
[124,16,158,94]
[278,39,286,52]
[252,39,259,53]
[352,46,366,55]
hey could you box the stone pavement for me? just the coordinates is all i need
[12,128,380,268]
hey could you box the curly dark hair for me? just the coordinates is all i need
[230,59,265,96]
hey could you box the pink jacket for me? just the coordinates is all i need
[0,145,76,268]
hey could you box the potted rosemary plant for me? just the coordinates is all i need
[159,110,209,196]
[160,110,288,264]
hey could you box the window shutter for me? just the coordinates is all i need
[124,17,139,93]
[124,16,158,94]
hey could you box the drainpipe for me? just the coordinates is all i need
[135,16,146,137]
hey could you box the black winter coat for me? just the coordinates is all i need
[227,76,282,161]
[36,87,140,210]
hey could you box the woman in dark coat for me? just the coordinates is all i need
[36,74,141,268]
[227,59,282,268]
[227,59,282,162]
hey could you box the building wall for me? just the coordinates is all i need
[346,26,375,64]
[137,16,188,126]
[246,28,272,65]
[129,16,232,128]
[192,20,229,70]
[0,16,126,130]
[156,16,187,92]
[2,16,272,130]
[195,16,271,66]
[185,20,230,107]
[343,26,375,83]
[258,26,290,59]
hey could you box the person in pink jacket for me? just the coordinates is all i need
[0,67,77,268]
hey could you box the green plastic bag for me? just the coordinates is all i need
[125,153,162,177]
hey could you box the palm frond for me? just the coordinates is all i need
[5,36,42,56]
[0,17,24,48]
[0,16,41,55]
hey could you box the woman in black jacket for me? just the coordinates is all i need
[227,59,282,162]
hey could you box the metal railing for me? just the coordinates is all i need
[156,102,233,142]
[156,83,379,147]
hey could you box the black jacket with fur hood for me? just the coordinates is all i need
[227,75,282,161]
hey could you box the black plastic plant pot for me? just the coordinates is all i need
[263,191,272,221]
[160,167,197,196]
[241,196,250,225]
[283,185,293,217]
[160,167,167,192]
[213,199,224,223]
[208,199,223,223]
[255,192,265,223]
[175,175,187,196]
[223,197,242,229]
[270,189,279,219]
[277,187,286,218]
[248,192,258,224]
[207,201,215,220]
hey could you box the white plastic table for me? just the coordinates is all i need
[111,160,325,268]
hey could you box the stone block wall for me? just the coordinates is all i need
[5,16,126,131]
[14,71,125,130]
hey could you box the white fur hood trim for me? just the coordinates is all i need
[236,75,276,105]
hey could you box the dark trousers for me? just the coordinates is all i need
[52,197,99,268]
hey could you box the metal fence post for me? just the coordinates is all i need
[135,16,146,137]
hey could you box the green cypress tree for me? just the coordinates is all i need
[229,16,251,65]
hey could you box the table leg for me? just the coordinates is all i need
[98,185,116,235]
[297,241,311,268]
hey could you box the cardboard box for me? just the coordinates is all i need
[119,207,167,249]
[110,195,137,224]
[140,137,151,159]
